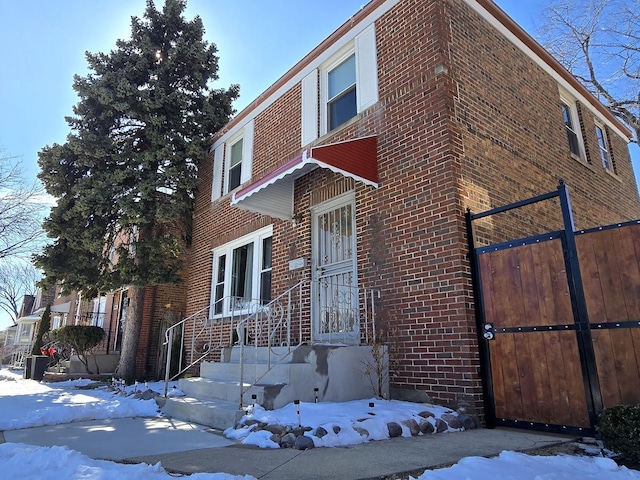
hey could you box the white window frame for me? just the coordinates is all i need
[318,24,378,136]
[225,133,244,193]
[210,225,273,317]
[560,92,586,162]
[17,322,34,344]
[90,296,106,328]
[595,120,613,172]
[223,120,254,195]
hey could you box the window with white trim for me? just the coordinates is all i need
[595,121,614,172]
[17,322,34,343]
[315,24,378,138]
[90,296,106,327]
[560,96,585,161]
[210,225,273,316]
[227,136,244,191]
[211,119,255,200]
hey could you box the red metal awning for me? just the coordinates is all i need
[231,136,378,220]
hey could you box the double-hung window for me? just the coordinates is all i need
[306,24,378,141]
[90,296,106,328]
[595,121,614,172]
[211,226,273,316]
[560,95,585,161]
[328,54,357,131]
[211,119,255,200]
[228,137,243,191]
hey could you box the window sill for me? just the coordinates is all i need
[318,114,361,144]
[570,154,597,173]
[604,168,622,183]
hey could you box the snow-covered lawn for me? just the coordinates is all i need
[1,366,638,480]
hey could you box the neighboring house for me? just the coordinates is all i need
[5,289,55,368]
[175,0,640,429]
[0,325,17,363]
[46,282,187,379]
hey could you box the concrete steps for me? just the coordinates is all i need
[162,346,301,430]
[161,345,382,430]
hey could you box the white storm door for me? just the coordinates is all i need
[311,193,359,343]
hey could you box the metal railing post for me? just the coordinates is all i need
[163,327,174,397]
[239,325,245,409]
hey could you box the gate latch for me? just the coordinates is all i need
[483,323,495,341]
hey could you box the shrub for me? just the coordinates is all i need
[31,305,52,356]
[51,325,105,374]
[597,404,640,464]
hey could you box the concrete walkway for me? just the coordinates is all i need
[2,417,576,480]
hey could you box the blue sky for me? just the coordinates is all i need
[0,1,636,329]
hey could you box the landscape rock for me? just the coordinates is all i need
[402,419,420,436]
[387,422,402,438]
[353,426,369,438]
[294,435,315,450]
[263,424,286,435]
[457,413,476,430]
[441,413,462,429]
[435,418,448,433]
[419,419,435,434]
[280,432,297,448]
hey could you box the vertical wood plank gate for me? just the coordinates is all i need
[467,182,640,436]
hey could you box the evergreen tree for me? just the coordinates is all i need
[32,304,51,356]
[35,0,238,380]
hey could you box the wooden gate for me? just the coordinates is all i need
[467,183,640,436]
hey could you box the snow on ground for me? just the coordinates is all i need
[1,366,639,480]
[225,400,460,448]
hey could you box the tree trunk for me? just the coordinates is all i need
[115,285,145,381]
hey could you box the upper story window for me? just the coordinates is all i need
[595,121,615,173]
[560,94,586,161]
[211,119,255,201]
[302,24,378,143]
[328,54,357,131]
[210,225,272,316]
[228,137,244,191]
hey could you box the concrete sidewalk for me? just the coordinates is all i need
[131,428,575,479]
[2,417,576,480]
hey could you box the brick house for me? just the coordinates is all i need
[178,0,640,425]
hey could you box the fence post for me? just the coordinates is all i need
[557,180,603,429]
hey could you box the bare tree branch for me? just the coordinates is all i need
[0,152,49,260]
[540,0,640,143]
[0,259,40,324]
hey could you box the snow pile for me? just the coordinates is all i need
[225,399,466,448]
[0,442,255,480]
[0,373,160,431]
[413,450,640,480]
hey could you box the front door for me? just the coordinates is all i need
[312,193,359,343]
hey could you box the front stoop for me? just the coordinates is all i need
[161,345,386,430]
